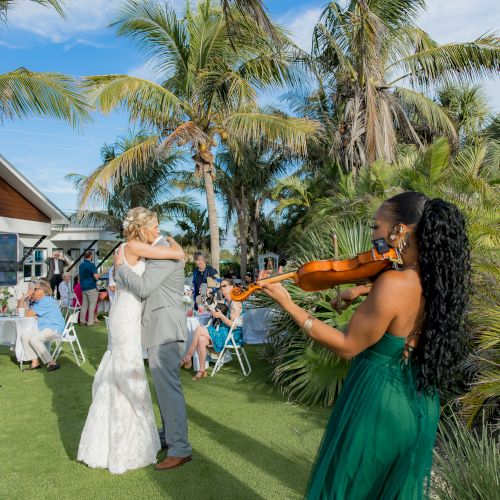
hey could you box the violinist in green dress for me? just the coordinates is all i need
[259,192,470,499]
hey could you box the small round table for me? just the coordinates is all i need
[0,315,38,363]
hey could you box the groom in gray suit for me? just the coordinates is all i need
[114,236,192,470]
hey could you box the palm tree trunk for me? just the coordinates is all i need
[235,190,249,281]
[237,211,248,281]
[251,198,261,271]
[202,166,220,271]
[194,148,220,271]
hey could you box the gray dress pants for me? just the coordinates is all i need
[148,341,192,458]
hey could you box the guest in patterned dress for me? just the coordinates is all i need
[181,278,243,380]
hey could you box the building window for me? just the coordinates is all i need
[23,248,47,281]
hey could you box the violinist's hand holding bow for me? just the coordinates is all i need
[257,270,292,307]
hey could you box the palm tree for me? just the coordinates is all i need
[216,141,289,278]
[175,206,215,251]
[309,0,500,171]
[0,1,89,127]
[67,131,193,232]
[220,0,276,40]
[79,0,318,271]
[437,84,490,143]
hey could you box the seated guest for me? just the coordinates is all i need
[72,276,82,307]
[181,278,243,380]
[58,272,72,307]
[17,281,37,310]
[192,252,218,310]
[21,279,66,371]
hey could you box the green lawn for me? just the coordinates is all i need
[0,322,329,499]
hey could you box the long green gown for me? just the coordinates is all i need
[306,333,440,500]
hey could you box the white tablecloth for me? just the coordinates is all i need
[185,313,211,371]
[242,306,275,344]
[0,316,38,362]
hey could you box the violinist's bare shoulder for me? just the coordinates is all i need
[369,269,423,313]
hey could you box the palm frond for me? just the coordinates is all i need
[77,135,159,209]
[83,74,182,129]
[225,112,320,156]
[0,68,89,126]
[394,86,458,140]
[395,34,500,87]
[112,0,189,87]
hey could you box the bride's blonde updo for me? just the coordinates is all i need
[122,207,158,243]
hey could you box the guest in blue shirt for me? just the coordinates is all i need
[79,250,101,326]
[21,279,66,371]
[192,253,218,310]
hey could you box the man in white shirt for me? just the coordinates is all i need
[45,251,67,299]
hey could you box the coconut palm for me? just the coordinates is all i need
[437,84,490,144]
[220,0,275,40]
[216,141,289,278]
[67,131,193,233]
[79,0,318,271]
[309,0,500,171]
[175,206,217,251]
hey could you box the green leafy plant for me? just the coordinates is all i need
[432,413,500,499]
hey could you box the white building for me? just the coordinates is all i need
[0,153,118,296]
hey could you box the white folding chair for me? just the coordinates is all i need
[211,317,251,377]
[51,312,86,366]
[62,293,81,321]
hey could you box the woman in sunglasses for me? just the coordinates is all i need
[182,278,243,380]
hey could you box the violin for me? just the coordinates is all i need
[230,244,402,302]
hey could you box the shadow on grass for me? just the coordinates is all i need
[42,355,93,460]
[187,405,306,496]
[148,449,266,499]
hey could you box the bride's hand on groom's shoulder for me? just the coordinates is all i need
[114,247,124,268]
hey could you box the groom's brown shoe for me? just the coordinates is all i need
[155,455,192,471]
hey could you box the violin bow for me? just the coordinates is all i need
[333,233,342,314]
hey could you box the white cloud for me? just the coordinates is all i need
[418,0,500,111]
[418,0,500,43]
[128,59,162,82]
[8,0,185,43]
[280,7,322,52]
[0,40,22,49]
[8,0,123,42]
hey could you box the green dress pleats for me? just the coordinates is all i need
[306,333,440,500]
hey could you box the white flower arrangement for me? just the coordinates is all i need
[0,287,15,312]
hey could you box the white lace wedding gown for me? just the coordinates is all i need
[77,249,160,474]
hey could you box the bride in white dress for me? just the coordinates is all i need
[77,208,185,474]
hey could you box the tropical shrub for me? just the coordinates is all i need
[432,413,500,499]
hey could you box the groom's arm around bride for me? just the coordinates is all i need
[114,236,192,468]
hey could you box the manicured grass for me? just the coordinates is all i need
[0,322,329,499]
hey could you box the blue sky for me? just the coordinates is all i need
[1,0,499,243]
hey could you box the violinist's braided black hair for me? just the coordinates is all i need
[383,192,470,391]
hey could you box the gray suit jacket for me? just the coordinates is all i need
[114,238,188,349]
